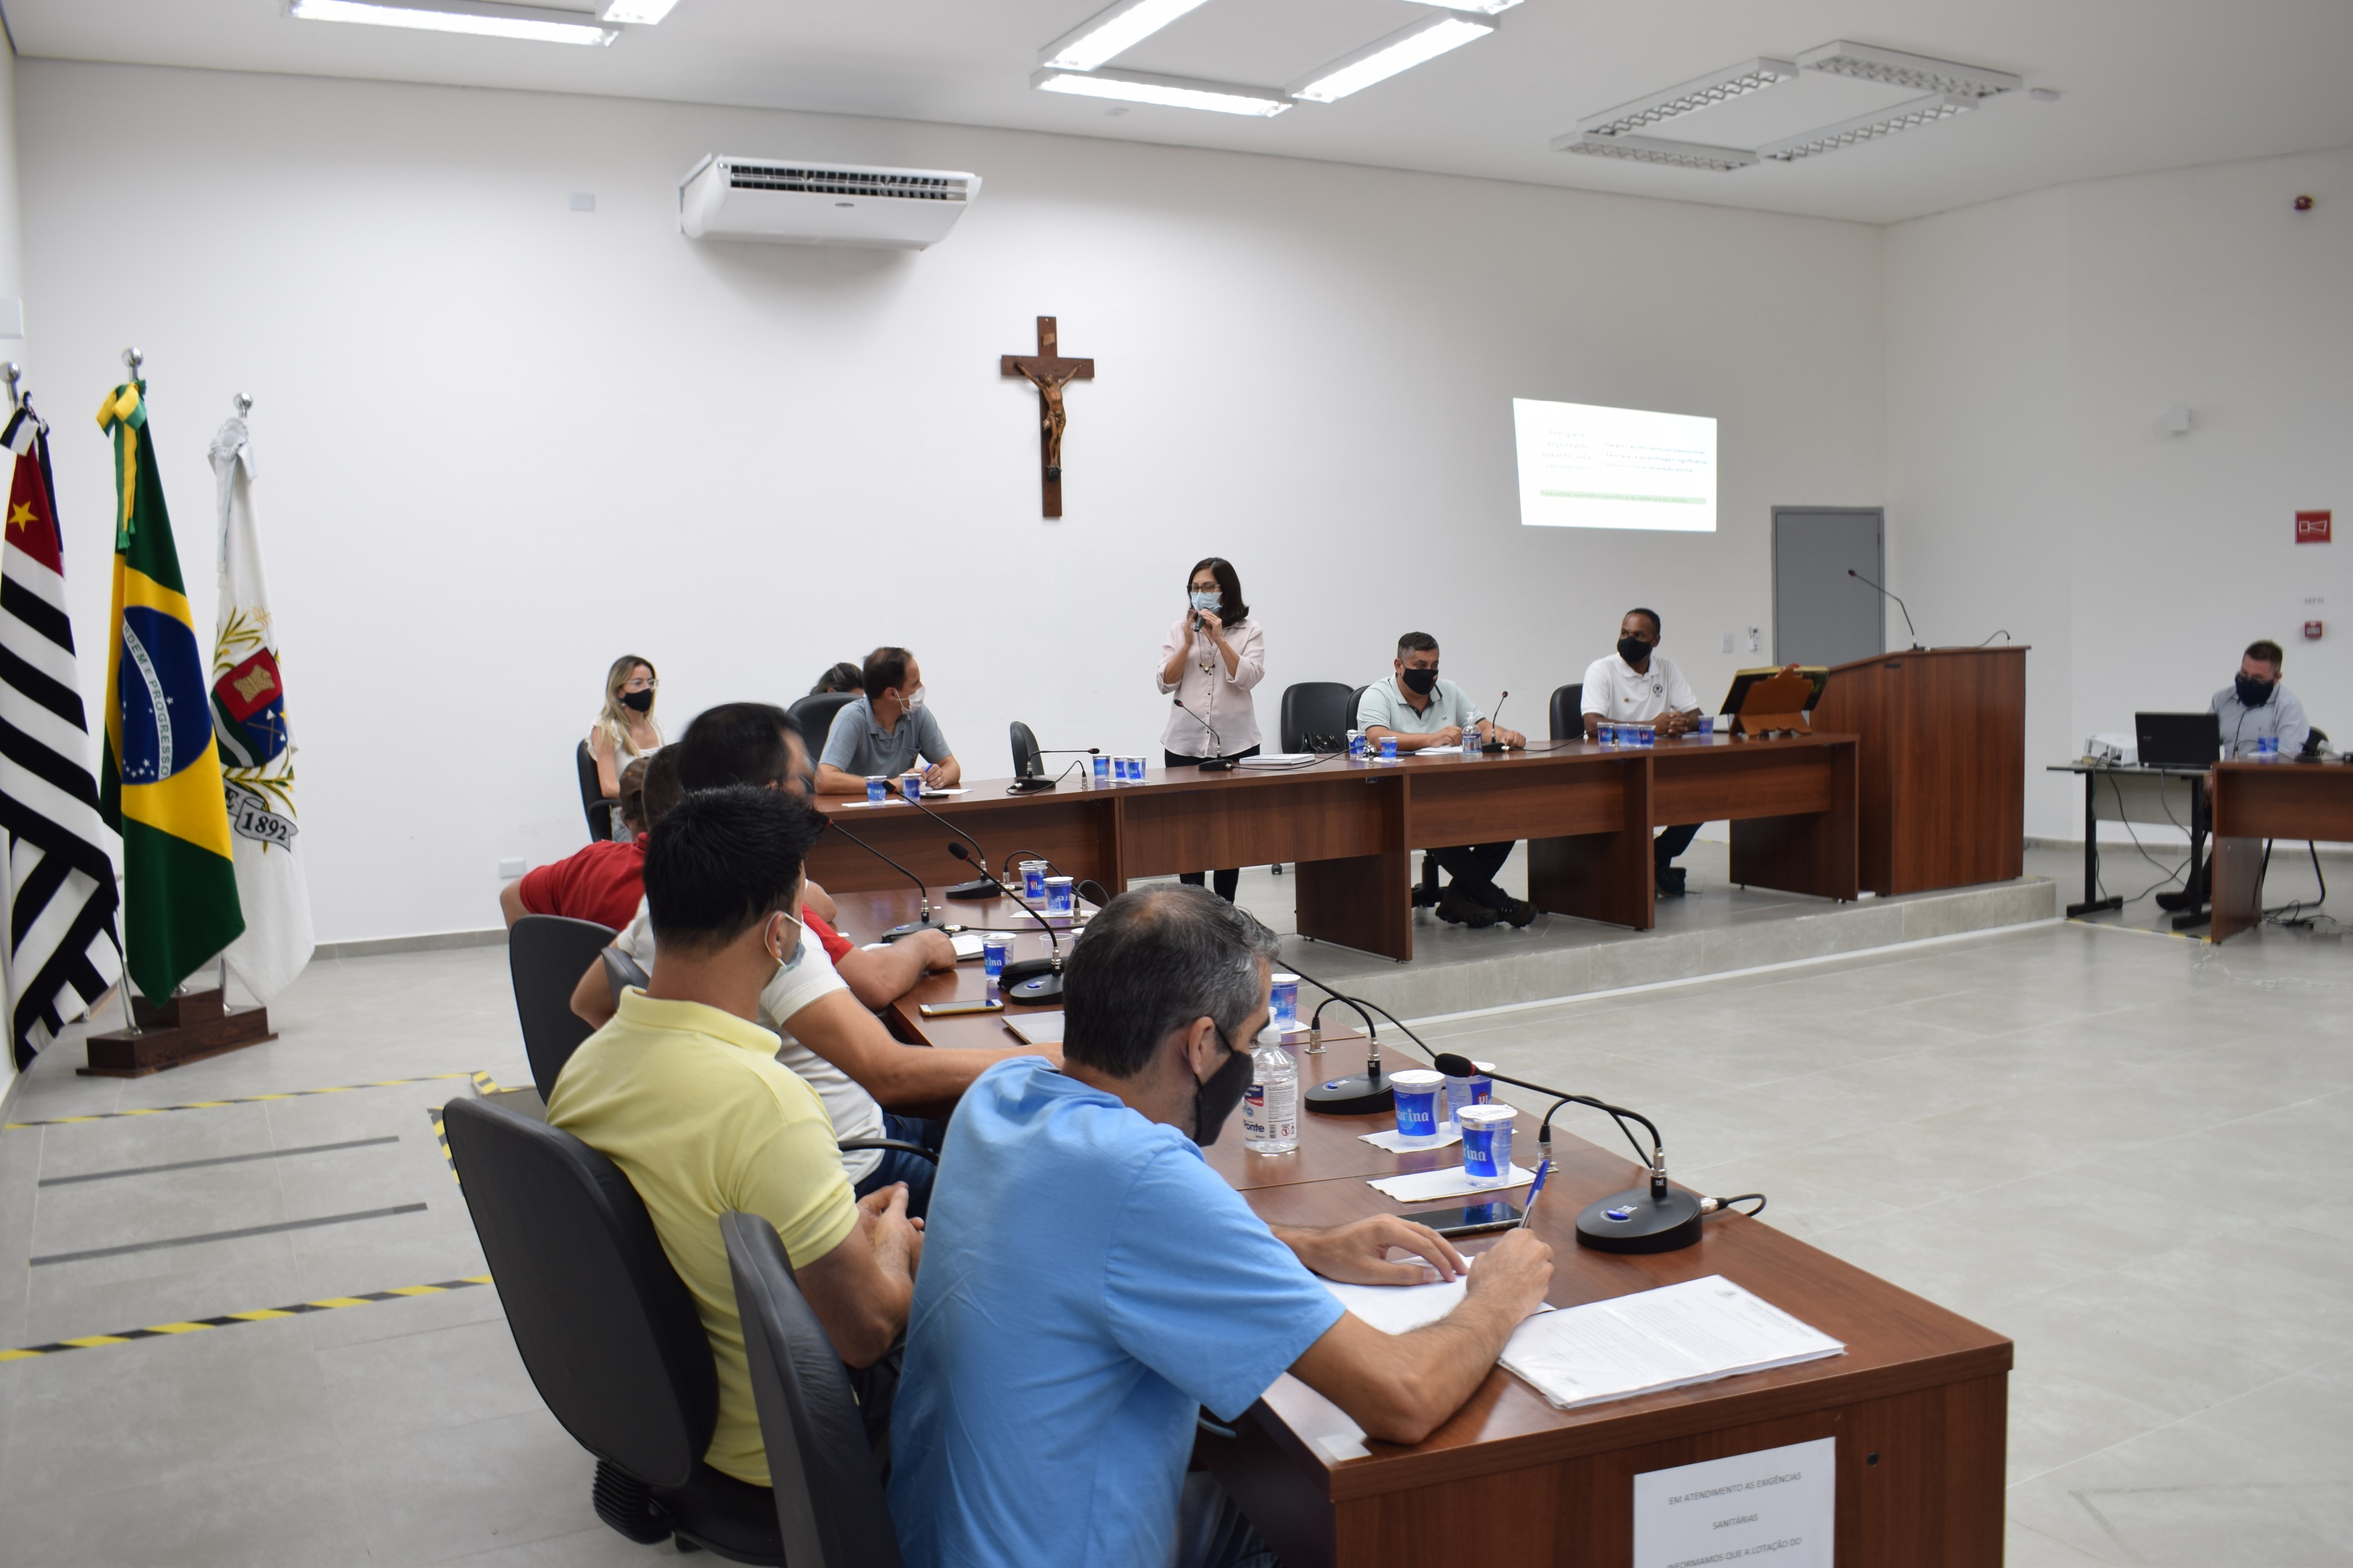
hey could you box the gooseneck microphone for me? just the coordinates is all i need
[1432,1053,1705,1255]
[1173,699,1236,772]
[1847,569,1925,651]
[898,792,998,900]
[1480,691,1511,753]
[947,842,1066,1001]
[822,821,946,942]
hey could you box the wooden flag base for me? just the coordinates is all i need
[79,988,276,1078]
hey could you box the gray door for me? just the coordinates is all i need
[1773,507,1885,667]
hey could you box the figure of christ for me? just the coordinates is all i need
[1019,362,1079,480]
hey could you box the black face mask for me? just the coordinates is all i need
[1400,667,1440,695]
[1192,1032,1254,1148]
[2235,674,2276,709]
[1617,636,1653,666]
[620,688,654,713]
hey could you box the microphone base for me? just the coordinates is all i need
[998,957,1057,986]
[881,919,936,941]
[944,878,998,900]
[1007,778,1059,793]
[1574,1186,1703,1253]
[1007,970,1064,1003]
[1194,756,1237,773]
[1304,1071,1393,1115]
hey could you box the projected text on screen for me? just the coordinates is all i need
[1513,399,1717,532]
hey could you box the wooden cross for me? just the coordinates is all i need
[1000,316,1094,518]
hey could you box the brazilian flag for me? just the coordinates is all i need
[97,380,244,1001]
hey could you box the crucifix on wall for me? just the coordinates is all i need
[1000,316,1094,518]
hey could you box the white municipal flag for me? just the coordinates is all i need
[208,414,314,1002]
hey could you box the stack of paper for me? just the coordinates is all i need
[1500,1275,1843,1411]
[1358,1125,1462,1152]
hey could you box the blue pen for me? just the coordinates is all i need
[1520,1157,1550,1227]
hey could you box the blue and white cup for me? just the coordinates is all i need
[1020,860,1048,900]
[865,775,887,804]
[2257,734,2280,758]
[1458,1104,1515,1188]
[1045,875,1075,917]
[982,936,1008,981]
[901,771,924,802]
[1596,721,1616,746]
[1379,735,1399,763]
[1389,1069,1447,1147]
[1697,715,1716,738]
[1092,755,1111,786]
[1443,1060,1493,1129]
[1270,973,1299,1033]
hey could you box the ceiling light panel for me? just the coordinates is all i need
[287,0,616,43]
[1290,13,1496,105]
[599,0,678,22]
[1577,57,1798,139]
[1553,132,1756,171]
[1796,41,2021,98]
[1040,0,1217,72]
[1758,92,1974,161]
[1031,67,1291,116]
[1400,0,1522,14]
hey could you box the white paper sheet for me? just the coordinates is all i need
[1003,1013,1066,1046]
[1321,1252,1553,1337]
[1358,1125,1462,1152]
[1366,1164,1536,1203]
[1500,1275,1844,1412]
[1634,1437,1835,1568]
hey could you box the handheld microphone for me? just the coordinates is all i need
[898,792,998,900]
[1480,691,1512,753]
[947,842,1067,1001]
[1431,1053,1702,1255]
[1847,569,1925,651]
[1172,700,1236,772]
[822,821,946,942]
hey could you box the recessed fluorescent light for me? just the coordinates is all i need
[1031,67,1291,117]
[1758,92,1974,161]
[1400,0,1522,14]
[1553,131,1756,171]
[286,0,616,44]
[1796,41,2021,98]
[599,0,677,22]
[1577,58,1799,138]
[1290,14,1496,105]
[1039,0,1215,72]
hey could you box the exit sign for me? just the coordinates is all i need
[2297,510,2332,544]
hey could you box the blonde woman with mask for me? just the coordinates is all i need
[590,654,664,809]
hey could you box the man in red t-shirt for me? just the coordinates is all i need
[503,754,668,932]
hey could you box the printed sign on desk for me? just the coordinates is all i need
[2296,510,2332,544]
[1633,1436,1834,1568]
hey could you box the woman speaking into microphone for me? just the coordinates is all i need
[1155,556,1265,900]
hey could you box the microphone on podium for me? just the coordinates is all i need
[1847,569,1925,651]
[821,821,946,942]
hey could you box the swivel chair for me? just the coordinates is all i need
[786,693,857,769]
[509,914,617,1100]
[1548,683,1585,741]
[1278,682,1356,753]
[575,741,614,842]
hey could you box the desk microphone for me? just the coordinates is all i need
[898,791,999,900]
[821,821,944,942]
[1847,569,1925,651]
[1480,691,1511,753]
[1432,1053,1702,1254]
[946,842,1067,1001]
[1173,700,1237,772]
[1011,721,1100,793]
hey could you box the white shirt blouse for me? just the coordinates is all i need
[1579,652,1699,725]
[1156,614,1266,756]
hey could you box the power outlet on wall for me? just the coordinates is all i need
[1747,628,1761,652]
[1722,632,1734,654]
[498,858,526,879]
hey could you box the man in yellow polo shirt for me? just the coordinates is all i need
[548,785,922,1488]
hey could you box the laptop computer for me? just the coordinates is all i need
[2135,711,2221,768]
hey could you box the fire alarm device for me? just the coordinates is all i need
[2295,195,2315,211]
[2306,621,2324,641]
[2297,510,2332,544]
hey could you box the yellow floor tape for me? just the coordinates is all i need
[5,1072,504,1130]
[0,1275,496,1362]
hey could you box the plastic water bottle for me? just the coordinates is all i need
[1242,1028,1299,1154]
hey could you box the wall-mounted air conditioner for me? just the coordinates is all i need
[679,157,981,250]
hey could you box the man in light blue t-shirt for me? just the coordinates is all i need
[888,887,1554,1568]
[814,645,961,795]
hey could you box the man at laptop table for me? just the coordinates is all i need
[2156,638,2311,914]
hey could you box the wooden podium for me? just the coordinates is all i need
[1809,646,2027,896]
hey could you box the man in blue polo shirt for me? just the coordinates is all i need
[814,645,962,795]
[888,886,1554,1568]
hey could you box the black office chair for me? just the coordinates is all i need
[602,945,650,1010]
[787,693,857,768]
[575,741,614,842]
[723,1212,907,1568]
[1279,682,1356,753]
[509,914,617,1100]
[1548,683,1585,741]
[444,1099,785,1564]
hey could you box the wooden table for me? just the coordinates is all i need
[812,734,1858,962]
[847,891,2011,1567]
[2208,760,2353,941]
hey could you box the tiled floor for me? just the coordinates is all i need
[0,901,2346,1564]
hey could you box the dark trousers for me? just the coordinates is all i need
[1429,841,1515,906]
[1166,746,1260,900]
[1654,822,1701,871]
[853,1112,943,1220]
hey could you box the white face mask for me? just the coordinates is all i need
[1189,590,1221,613]
[766,911,805,982]
[899,685,926,713]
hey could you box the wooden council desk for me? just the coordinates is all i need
[2210,759,2353,942]
[812,734,1858,962]
[832,888,2011,1567]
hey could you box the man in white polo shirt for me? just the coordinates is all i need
[1582,608,1706,897]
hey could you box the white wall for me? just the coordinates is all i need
[16,61,1886,944]
[1888,145,2353,844]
